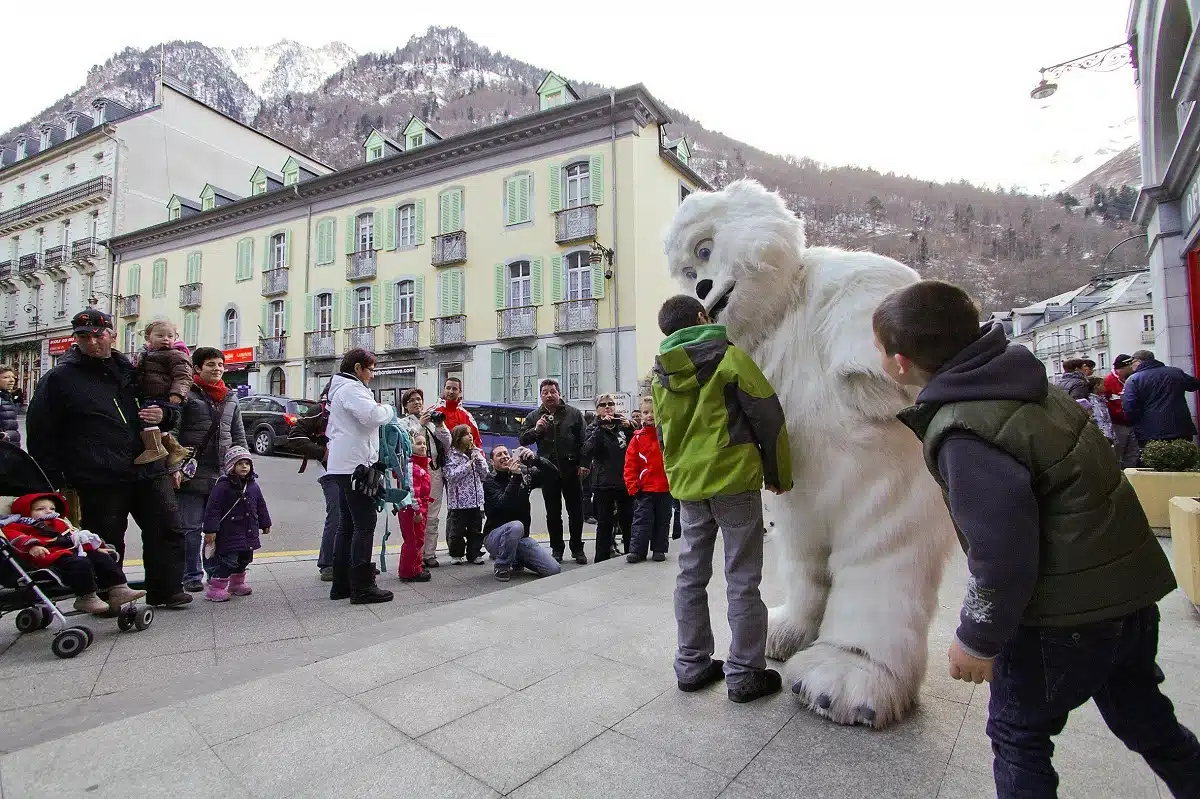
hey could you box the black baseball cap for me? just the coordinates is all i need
[71,308,114,335]
[1113,354,1133,369]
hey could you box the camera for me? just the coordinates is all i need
[429,410,446,424]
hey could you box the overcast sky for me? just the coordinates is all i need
[0,0,1136,191]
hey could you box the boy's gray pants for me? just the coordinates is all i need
[674,491,768,690]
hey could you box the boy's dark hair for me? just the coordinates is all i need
[192,346,223,369]
[339,348,376,374]
[658,294,707,336]
[444,376,462,389]
[1087,376,1105,393]
[872,280,981,373]
[1063,358,1086,372]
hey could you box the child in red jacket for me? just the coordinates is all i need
[399,432,434,582]
[1,493,145,614]
[624,396,673,562]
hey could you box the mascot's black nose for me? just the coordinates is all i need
[696,279,713,300]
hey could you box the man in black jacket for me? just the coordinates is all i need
[26,309,190,608]
[483,445,563,581]
[518,378,588,564]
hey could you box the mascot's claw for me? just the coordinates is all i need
[787,642,915,729]
[766,606,816,661]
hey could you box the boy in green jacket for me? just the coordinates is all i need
[653,295,793,703]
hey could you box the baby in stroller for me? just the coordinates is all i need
[1,493,144,614]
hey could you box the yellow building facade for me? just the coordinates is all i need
[107,76,706,410]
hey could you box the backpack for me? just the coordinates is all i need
[288,396,330,474]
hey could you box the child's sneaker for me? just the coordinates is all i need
[729,668,782,703]
[227,572,252,596]
[73,592,109,614]
[205,578,231,602]
[468,556,485,565]
[679,659,725,692]
[450,556,466,565]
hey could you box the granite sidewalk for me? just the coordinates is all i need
[0,534,1196,798]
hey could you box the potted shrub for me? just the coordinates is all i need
[1125,439,1200,529]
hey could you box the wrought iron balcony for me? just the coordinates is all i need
[1086,333,1107,348]
[0,176,112,235]
[71,238,102,262]
[179,282,202,309]
[305,330,337,359]
[0,261,10,281]
[43,245,66,269]
[262,268,288,297]
[1142,330,1157,344]
[346,250,376,281]
[385,321,419,351]
[497,306,537,339]
[431,231,466,266]
[18,253,41,274]
[345,325,375,352]
[257,336,287,363]
[118,295,140,317]
[555,204,598,244]
[431,315,466,347]
[554,299,598,333]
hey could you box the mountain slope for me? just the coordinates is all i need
[1067,143,1141,197]
[215,40,358,101]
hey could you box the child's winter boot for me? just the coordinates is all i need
[163,434,193,468]
[73,592,109,614]
[133,427,169,465]
[205,577,231,602]
[227,572,252,596]
[105,583,147,611]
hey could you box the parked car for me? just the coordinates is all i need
[237,395,319,456]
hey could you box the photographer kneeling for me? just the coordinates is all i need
[483,446,563,582]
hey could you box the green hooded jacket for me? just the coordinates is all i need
[652,325,793,501]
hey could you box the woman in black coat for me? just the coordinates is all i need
[0,367,21,448]
[581,394,635,562]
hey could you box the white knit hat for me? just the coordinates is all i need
[223,446,253,475]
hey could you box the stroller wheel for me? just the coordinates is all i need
[15,608,41,634]
[79,626,94,647]
[133,607,154,631]
[39,607,53,629]
[51,628,88,659]
[117,613,133,632]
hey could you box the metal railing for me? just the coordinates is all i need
[384,321,420,351]
[554,299,598,333]
[43,245,65,268]
[262,268,288,296]
[345,325,376,352]
[431,315,466,347]
[257,336,287,362]
[305,330,337,359]
[555,204,598,244]
[346,250,376,280]
[118,295,140,317]
[179,282,202,308]
[497,306,537,339]
[0,176,112,232]
[1142,330,1157,344]
[1086,333,1108,348]
[0,261,11,280]
[431,231,467,266]
[18,253,40,274]
[71,238,102,261]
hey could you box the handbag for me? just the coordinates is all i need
[177,400,225,483]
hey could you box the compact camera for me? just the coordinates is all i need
[429,410,446,424]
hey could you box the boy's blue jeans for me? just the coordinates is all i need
[988,604,1200,798]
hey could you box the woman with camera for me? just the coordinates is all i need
[325,349,396,604]
[582,394,636,562]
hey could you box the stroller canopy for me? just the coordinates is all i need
[0,442,54,498]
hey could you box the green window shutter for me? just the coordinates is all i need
[450,269,463,315]
[490,349,506,402]
[373,211,384,250]
[437,272,449,317]
[187,253,201,283]
[548,162,561,212]
[345,215,356,254]
[494,263,505,310]
[284,231,292,268]
[550,255,564,302]
[518,175,531,223]
[384,281,395,322]
[439,193,451,235]
[531,257,544,305]
[261,303,269,338]
[331,291,341,330]
[546,344,563,386]
[370,287,380,326]
[591,261,605,299]
[385,207,397,251]
[590,154,604,206]
[152,260,166,298]
[128,264,140,294]
[304,293,314,333]
[505,179,518,226]
[283,300,292,335]
[262,236,271,271]
[415,200,425,243]
[316,219,332,264]
[451,190,462,232]
[236,239,252,280]
[343,288,353,328]
[414,276,425,321]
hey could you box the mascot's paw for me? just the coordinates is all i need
[787,642,916,729]
[766,605,816,661]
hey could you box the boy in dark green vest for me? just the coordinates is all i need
[873,279,1199,798]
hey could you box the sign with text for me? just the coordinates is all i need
[47,336,74,356]
[223,347,254,365]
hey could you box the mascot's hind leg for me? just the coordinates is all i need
[764,498,831,661]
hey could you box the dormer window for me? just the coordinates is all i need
[202,195,214,211]
[170,206,181,221]
[283,169,298,186]
[536,71,580,111]
[40,131,51,150]
[66,119,76,137]
[16,141,25,159]
[253,180,267,196]
[410,134,423,148]
[367,145,383,162]
[94,105,105,124]
[545,91,562,108]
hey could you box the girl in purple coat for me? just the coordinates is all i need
[203,446,272,601]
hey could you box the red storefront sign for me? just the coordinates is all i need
[223,347,254,365]
[48,336,75,356]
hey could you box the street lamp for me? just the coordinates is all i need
[23,304,41,337]
[589,242,615,279]
[1033,329,1081,375]
[1030,37,1137,100]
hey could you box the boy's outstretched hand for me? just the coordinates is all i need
[948,640,993,683]
[765,485,787,495]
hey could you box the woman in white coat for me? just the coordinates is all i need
[325,348,396,603]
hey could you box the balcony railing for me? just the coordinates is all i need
[43,245,65,269]
[347,250,376,281]
[431,315,467,347]
[71,238,102,262]
[262,268,288,296]
[0,261,10,280]
[257,336,287,363]
[18,253,41,274]
[0,176,112,234]
[554,298,599,333]
[431,231,466,266]
[1142,330,1157,344]
[179,282,202,309]
[1085,333,1107,349]
[345,325,376,352]
[555,204,598,244]
[305,330,337,359]
[497,306,537,339]
[118,295,140,317]
[385,321,420,351]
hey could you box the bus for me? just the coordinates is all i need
[463,401,597,454]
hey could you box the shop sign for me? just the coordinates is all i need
[1184,169,1200,231]
[373,366,417,377]
[47,336,74,356]
[223,347,254,365]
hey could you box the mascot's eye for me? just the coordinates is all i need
[682,268,697,281]
[694,239,714,261]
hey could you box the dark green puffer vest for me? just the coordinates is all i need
[900,387,1176,627]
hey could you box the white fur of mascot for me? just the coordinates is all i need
[663,179,956,728]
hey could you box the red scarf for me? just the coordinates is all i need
[196,377,228,404]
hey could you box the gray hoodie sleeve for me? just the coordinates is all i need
[936,432,1040,659]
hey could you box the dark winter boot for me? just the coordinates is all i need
[329,564,351,600]
[350,564,393,604]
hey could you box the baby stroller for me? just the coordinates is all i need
[0,441,153,659]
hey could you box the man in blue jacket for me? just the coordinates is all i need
[1122,349,1200,446]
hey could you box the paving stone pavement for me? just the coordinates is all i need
[0,532,1196,798]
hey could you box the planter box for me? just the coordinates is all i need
[1168,496,1200,605]
[1124,468,1200,529]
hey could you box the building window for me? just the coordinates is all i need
[253,180,267,196]
[36,229,45,255]
[438,189,463,234]
[1143,314,1155,332]
[1095,319,1105,336]
[505,348,536,403]
[396,281,414,322]
[60,221,70,250]
[355,286,372,326]
[152,259,167,298]
[54,279,67,316]
[505,174,532,226]
[397,205,416,247]
[316,217,336,264]
[1098,352,1107,369]
[95,105,105,124]
[269,300,285,337]
[40,131,50,150]
[439,362,464,392]
[357,213,374,252]
[316,293,334,332]
[124,324,137,353]
[566,251,593,300]
[90,212,99,240]
[680,184,692,204]
[271,232,287,269]
[202,195,214,211]
[508,261,532,307]
[410,134,423,148]
[545,90,562,108]
[565,343,595,401]
[268,367,286,396]
[564,162,590,209]
[223,308,239,348]
[170,205,182,221]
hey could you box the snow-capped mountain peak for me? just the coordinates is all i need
[216,40,357,100]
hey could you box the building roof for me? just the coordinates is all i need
[200,184,241,202]
[1009,270,1152,337]
[169,195,202,212]
[364,129,404,152]
[536,71,581,101]
[403,116,443,142]
[250,166,284,185]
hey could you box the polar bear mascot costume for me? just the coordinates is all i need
[663,179,955,728]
